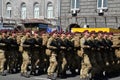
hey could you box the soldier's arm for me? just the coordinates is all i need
[80,38,89,48]
[47,38,56,49]
[20,37,26,46]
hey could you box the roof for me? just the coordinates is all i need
[21,19,51,25]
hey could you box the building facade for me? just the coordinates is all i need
[60,0,120,30]
[0,0,59,29]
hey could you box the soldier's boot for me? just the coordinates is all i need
[47,74,56,80]
[0,71,7,76]
[59,71,67,79]
[21,72,30,78]
[30,71,35,75]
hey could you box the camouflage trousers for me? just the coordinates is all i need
[21,51,30,73]
[80,54,92,78]
[47,52,58,76]
[0,50,6,72]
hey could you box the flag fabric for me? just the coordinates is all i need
[46,27,52,33]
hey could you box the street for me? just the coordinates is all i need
[0,71,120,80]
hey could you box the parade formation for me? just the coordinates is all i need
[0,29,120,80]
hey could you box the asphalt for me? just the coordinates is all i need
[0,71,120,80]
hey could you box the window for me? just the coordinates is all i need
[97,0,108,9]
[34,3,40,19]
[21,3,26,19]
[47,2,53,18]
[6,2,12,18]
[71,0,80,10]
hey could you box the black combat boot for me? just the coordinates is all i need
[47,74,56,80]
[1,71,7,76]
[21,72,30,78]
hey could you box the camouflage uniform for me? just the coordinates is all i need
[64,33,74,74]
[57,33,67,78]
[7,33,19,73]
[71,33,82,75]
[30,33,42,75]
[47,33,58,79]
[0,34,6,75]
[41,33,49,73]
[80,32,92,79]
[20,33,32,78]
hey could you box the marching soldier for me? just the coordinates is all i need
[20,32,32,78]
[71,32,82,75]
[64,33,74,75]
[47,32,58,79]
[7,32,19,73]
[0,32,7,76]
[30,32,42,75]
[107,32,117,64]
[41,32,49,74]
[80,30,92,79]
[86,31,100,78]
[95,31,107,79]
[57,33,67,78]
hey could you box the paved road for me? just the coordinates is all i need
[0,72,120,80]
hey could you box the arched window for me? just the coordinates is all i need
[47,2,53,18]
[34,3,40,19]
[21,3,26,19]
[6,2,12,18]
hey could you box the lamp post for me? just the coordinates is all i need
[57,0,61,31]
[1,0,3,24]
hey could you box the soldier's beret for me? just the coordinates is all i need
[97,31,103,34]
[74,32,81,34]
[65,32,70,35]
[83,30,89,33]
[103,31,108,34]
[108,32,113,35]
[90,31,96,35]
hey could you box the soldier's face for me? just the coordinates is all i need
[12,33,16,37]
[104,34,108,38]
[67,34,71,38]
[98,33,103,37]
[53,33,57,38]
[34,33,38,37]
[26,33,30,37]
[2,33,6,36]
[85,33,90,38]
[61,34,66,39]
[108,35,113,40]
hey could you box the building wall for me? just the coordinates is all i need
[1,0,59,25]
[0,0,2,18]
[60,0,120,29]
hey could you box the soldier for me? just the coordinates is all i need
[41,32,49,74]
[0,32,7,76]
[71,32,82,75]
[20,32,32,78]
[86,31,101,79]
[30,32,42,75]
[47,32,58,79]
[107,32,117,64]
[57,33,67,78]
[95,31,107,79]
[64,33,75,75]
[80,30,92,79]
[7,32,19,73]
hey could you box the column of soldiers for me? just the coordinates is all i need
[0,30,120,80]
